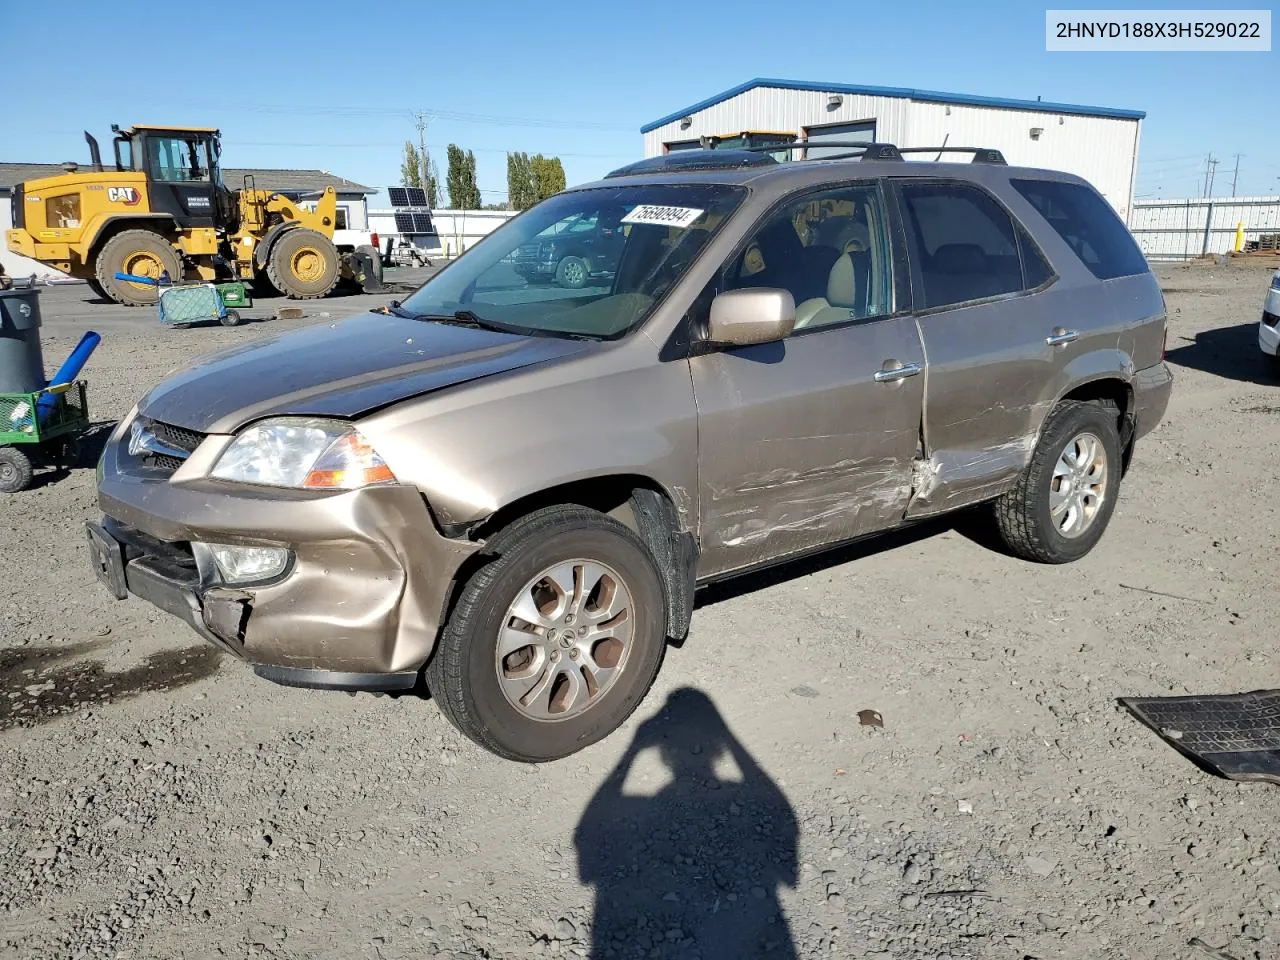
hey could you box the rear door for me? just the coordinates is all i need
[891,177,1087,516]
[690,180,926,576]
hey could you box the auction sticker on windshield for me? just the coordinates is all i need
[621,205,705,229]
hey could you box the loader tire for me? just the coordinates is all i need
[266,229,340,300]
[95,230,182,307]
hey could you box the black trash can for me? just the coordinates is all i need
[0,287,45,393]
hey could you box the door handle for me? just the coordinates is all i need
[1045,328,1080,346]
[874,360,923,383]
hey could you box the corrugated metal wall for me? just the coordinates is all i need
[643,86,1140,221]
[1130,197,1280,259]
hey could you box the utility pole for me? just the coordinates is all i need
[1203,154,1220,198]
[1231,154,1242,197]
[414,111,432,205]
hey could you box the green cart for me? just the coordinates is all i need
[0,381,90,492]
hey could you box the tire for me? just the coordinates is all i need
[95,229,183,307]
[426,505,667,762]
[0,447,34,493]
[994,400,1122,564]
[86,279,109,301]
[554,255,588,289]
[220,309,243,327]
[265,229,340,300]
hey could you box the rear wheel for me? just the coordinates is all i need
[266,229,340,300]
[0,447,34,493]
[220,309,243,327]
[426,505,667,762]
[994,400,1122,563]
[95,230,182,307]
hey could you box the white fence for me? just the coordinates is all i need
[1130,196,1280,260]
[367,208,517,258]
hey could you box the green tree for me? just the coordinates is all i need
[425,155,440,209]
[446,144,482,209]
[506,151,533,210]
[530,155,567,202]
[401,142,422,189]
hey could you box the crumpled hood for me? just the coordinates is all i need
[137,311,591,433]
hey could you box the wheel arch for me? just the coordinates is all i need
[444,473,698,644]
[1052,373,1137,473]
[252,220,302,270]
[84,214,179,266]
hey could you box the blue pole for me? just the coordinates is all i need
[36,331,100,423]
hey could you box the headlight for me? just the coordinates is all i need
[211,418,395,489]
[204,543,291,583]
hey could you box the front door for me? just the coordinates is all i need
[691,181,926,576]
[142,133,217,228]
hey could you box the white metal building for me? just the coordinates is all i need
[642,78,1145,222]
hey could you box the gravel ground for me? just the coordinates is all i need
[2,259,1279,960]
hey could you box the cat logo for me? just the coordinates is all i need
[107,187,140,205]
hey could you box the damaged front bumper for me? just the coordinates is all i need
[89,438,481,692]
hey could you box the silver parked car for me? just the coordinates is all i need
[87,142,1172,761]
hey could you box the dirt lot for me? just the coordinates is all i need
[2,260,1279,960]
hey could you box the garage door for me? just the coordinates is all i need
[804,121,878,159]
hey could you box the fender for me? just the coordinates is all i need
[78,213,177,261]
[253,220,301,270]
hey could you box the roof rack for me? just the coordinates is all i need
[604,149,777,179]
[740,140,1007,165]
[895,146,1007,165]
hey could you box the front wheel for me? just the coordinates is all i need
[426,505,667,762]
[554,255,588,289]
[265,229,340,300]
[994,400,1122,564]
[0,447,34,493]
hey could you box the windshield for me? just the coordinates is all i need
[399,183,746,338]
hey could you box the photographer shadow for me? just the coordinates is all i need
[575,688,798,959]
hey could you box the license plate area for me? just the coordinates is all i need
[86,521,128,600]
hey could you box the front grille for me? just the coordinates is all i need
[149,453,186,472]
[150,420,205,453]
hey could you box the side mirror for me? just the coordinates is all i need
[706,288,796,347]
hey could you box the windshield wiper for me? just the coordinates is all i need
[391,307,601,341]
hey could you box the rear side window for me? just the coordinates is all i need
[1010,178,1148,280]
[897,181,1050,310]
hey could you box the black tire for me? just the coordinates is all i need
[426,505,667,762]
[265,228,340,300]
[95,229,182,307]
[994,400,1122,564]
[86,278,109,301]
[0,447,34,493]
[220,309,243,327]
[554,255,589,289]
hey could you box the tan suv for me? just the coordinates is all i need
[87,142,1172,761]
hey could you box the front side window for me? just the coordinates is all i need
[724,182,893,330]
[1011,178,1148,281]
[399,183,745,339]
[146,136,210,183]
[898,181,1043,310]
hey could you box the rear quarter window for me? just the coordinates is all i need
[1010,179,1148,281]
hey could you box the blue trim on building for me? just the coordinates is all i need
[639,78,1145,134]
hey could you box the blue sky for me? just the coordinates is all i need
[3,0,1275,203]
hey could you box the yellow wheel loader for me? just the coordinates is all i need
[5,126,385,307]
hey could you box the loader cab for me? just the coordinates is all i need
[114,125,221,229]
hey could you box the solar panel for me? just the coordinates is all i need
[394,212,415,233]
[412,212,434,233]
[406,187,428,207]
[388,187,410,208]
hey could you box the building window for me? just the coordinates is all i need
[803,120,878,159]
[334,206,349,230]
